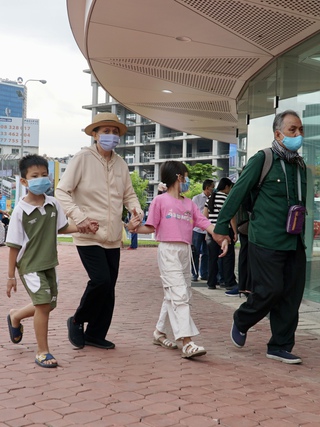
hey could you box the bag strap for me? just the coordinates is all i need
[280,160,302,206]
[250,148,273,210]
[257,148,273,188]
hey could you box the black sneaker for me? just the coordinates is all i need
[191,276,198,282]
[218,282,228,288]
[84,334,115,349]
[266,350,302,364]
[225,287,240,296]
[207,285,217,290]
[230,321,247,348]
[67,316,85,349]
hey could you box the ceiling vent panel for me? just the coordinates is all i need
[258,0,320,17]
[175,0,316,50]
[100,57,258,78]
[98,57,260,96]
[133,100,231,113]
[132,102,237,123]
[186,126,235,135]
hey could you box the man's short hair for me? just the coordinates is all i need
[202,179,214,191]
[273,110,300,132]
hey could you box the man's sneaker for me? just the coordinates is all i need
[67,316,85,349]
[191,276,198,282]
[230,321,247,348]
[225,287,240,296]
[266,350,302,364]
[207,285,217,290]
[218,282,228,288]
[226,284,238,291]
[84,334,115,349]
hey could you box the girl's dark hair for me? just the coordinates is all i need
[19,154,48,178]
[216,177,233,192]
[207,177,233,213]
[160,161,188,189]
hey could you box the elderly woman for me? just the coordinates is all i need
[56,113,143,350]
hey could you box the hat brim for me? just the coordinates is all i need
[85,120,127,136]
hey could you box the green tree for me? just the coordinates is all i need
[123,171,149,219]
[186,162,221,182]
[184,163,222,199]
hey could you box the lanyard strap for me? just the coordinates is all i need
[280,160,302,206]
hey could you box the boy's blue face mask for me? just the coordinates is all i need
[27,177,51,195]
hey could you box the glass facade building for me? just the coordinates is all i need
[237,33,320,303]
[0,80,24,118]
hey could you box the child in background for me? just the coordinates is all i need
[6,154,98,368]
[128,160,228,359]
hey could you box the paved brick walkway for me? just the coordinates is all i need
[0,244,320,426]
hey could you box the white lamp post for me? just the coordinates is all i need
[17,78,47,157]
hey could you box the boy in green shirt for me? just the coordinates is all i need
[6,154,98,368]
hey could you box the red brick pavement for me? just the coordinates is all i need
[0,244,320,426]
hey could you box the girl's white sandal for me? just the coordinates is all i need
[181,341,206,358]
[153,330,178,349]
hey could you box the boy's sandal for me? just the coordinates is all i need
[181,341,207,359]
[35,353,58,368]
[7,314,23,344]
[153,330,178,349]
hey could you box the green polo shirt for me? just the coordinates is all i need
[6,196,69,275]
[214,149,307,250]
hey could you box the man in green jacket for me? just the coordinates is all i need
[213,110,307,364]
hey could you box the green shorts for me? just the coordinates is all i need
[20,268,58,309]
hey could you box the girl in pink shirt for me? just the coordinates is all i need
[129,161,228,359]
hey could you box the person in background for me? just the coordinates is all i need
[213,110,307,364]
[128,161,228,359]
[126,212,138,250]
[6,154,98,368]
[56,112,144,350]
[204,178,238,291]
[191,179,215,281]
[0,194,10,246]
[128,232,138,250]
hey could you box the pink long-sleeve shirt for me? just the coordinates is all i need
[146,193,211,244]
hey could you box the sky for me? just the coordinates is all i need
[1,0,93,157]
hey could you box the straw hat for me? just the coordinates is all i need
[84,112,127,136]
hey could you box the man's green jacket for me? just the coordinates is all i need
[214,147,307,251]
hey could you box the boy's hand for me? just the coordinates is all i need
[7,278,17,298]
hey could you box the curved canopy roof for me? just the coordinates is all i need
[67,0,320,143]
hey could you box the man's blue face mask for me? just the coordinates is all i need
[281,133,303,151]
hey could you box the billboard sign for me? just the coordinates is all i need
[0,116,39,148]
